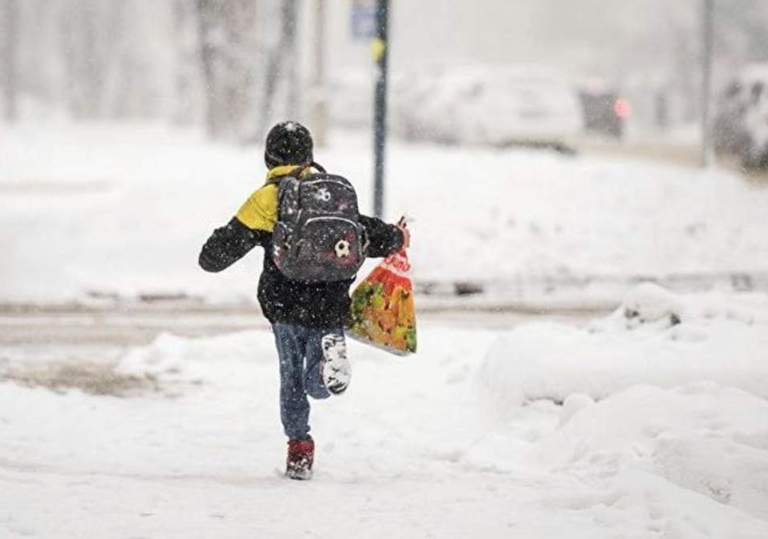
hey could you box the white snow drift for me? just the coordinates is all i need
[479,283,768,405]
[2,285,767,537]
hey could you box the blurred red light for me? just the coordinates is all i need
[614,98,631,119]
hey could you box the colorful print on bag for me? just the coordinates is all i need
[347,248,417,355]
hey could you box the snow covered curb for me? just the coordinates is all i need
[478,284,768,405]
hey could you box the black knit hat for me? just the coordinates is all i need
[264,121,314,169]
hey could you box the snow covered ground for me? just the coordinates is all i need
[2,123,768,304]
[3,123,768,536]
[2,285,768,538]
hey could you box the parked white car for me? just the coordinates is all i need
[394,65,583,149]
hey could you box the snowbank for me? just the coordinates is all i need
[111,309,768,536]
[473,291,768,535]
[478,284,768,405]
[4,311,768,537]
[532,383,768,531]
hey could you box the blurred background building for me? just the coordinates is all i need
[3,0,768,157]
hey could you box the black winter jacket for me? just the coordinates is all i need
[199,215,403,328]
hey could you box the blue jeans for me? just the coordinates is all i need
[272,323,342,440]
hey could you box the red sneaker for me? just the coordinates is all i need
[286,437,314,480]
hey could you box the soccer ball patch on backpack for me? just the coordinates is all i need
[272,170,367,282]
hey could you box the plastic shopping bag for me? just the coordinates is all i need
[347,248,417,356]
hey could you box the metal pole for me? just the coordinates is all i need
[373,0,389,218]
[701,0,715,168]
[311,0,328,147]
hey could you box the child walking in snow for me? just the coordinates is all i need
[199,121,408,479]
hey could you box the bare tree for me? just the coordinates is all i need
[283,0,299,120]
[1,0,19,122]
[257,0,299,139]
[195,0,221,137]
[195,0,260,140]
[172,0,204,126]
[59,0,116,119]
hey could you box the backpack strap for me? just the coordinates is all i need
[310,161,326,173]
[266,162,326,186]
[288,162,326,178]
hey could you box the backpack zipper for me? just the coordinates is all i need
[304,216,360,227]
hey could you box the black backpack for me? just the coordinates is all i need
[272,169,367,282]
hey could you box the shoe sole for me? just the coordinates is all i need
[321,333,350,394]
[286,469,313,480]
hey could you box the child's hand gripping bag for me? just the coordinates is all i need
[347,248,417,355]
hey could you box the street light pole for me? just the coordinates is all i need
[372,0,389,218]
[701,0,715,168]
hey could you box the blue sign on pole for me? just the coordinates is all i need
[351,3,376,40]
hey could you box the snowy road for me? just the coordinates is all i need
[0,302,598,347]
